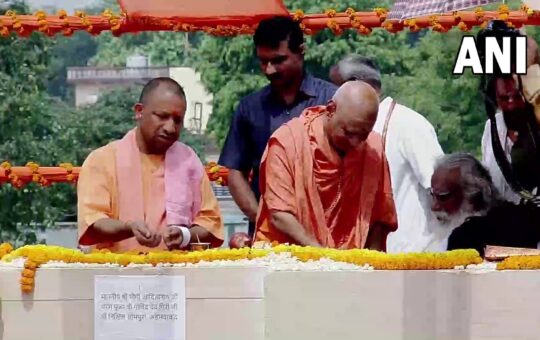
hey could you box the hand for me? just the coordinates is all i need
[127,221,162,248]
[228,232,252,249]
[163,227,184,250]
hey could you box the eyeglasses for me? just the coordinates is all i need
[429,188,454,202]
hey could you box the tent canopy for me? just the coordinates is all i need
[118,0,289,26]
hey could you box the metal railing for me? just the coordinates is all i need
[67,67,170,82]
[212,184,231,198]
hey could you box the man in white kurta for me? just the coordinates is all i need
[480,112,521,203]
[331,55,447,252]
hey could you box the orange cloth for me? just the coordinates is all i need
[255,106,398,249]
[118,0,289,24]
[77,142,223,252]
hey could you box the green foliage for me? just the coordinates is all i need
[47,32,98,100]
[0,1,69,245]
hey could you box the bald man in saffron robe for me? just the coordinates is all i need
[255,81,398,250]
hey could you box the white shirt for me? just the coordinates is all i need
[374,97,447,253]
[480,113,521,204]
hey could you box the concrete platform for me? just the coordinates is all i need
[2,267,540,339]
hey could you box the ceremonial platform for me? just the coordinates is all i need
[2,265,540,340]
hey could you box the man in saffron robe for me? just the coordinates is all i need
[255,81,398,250]
[77,77,223,252]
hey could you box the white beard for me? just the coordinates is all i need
[433,206,487,230]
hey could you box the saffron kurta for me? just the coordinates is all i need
[77,142,224,252]
[255,106,398,249]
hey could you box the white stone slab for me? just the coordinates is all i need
[0,267,269,301]
[0,299,263,340]
[264,270,540,340]
[0,267,267,340]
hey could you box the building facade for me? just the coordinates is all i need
[67,55,213,135]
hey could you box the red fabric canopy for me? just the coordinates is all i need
[118,0,290,25]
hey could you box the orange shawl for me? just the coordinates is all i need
[255,106,397,249]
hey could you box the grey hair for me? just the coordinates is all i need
[337,54,382,90]
[435,153,500,213]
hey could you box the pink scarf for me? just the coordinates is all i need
[114,129,203,230]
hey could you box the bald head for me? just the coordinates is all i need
[332,80,379,118]
[325,81,379,154]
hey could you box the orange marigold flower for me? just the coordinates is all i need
[457,22,469,32]
[21,284,34,293]
[20,277,34,285]
[325,9,337,18]
[22,268,35,278]
[24,260,37,270]
[292,9,304,21]
[57,9,68,19]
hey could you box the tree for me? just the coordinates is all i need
[46,32,98,101]
[0,1,73,245]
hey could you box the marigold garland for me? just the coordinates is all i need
[0,243,13,258]
[0,8,537,37]
[1,244,486,294]
[497,256,540,270]
[8,245,540,294]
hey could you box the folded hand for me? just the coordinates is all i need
[127,221,162,248]
[163,227,184,250]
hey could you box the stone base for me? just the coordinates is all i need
[265,270,540,340]
[2,267,540,339]
[0,267,267,340]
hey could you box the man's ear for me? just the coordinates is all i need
[299,43,306,55]
[134,103,143,120]
[326,99,336,113]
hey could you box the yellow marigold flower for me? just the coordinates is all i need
[325,9,337,18]
[0,161,11,170]
[475,8,485,19]
[293,9,304,21]
[373,7,388,16]
[34,10,46,20]
[457,22,469,32]
[499,13,509,21]
[57,9,67,18]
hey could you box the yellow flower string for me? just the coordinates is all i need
[6,10,23,34]
[457,22,470,32]
[26,161,48,186]
[57,9,73,36]
[373,7,388,22]
[34,10,49,35]
[498,4,510,21]
[292,9,304,22]
[1,244,486,293]
[497,256,540,270]
[0,17,9,37]
[59,162,74,182]
[0,243,13,258]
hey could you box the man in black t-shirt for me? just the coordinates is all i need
[430,153,540,256]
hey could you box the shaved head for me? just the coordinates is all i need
[325,81,379,154]
[332,80,379,119]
